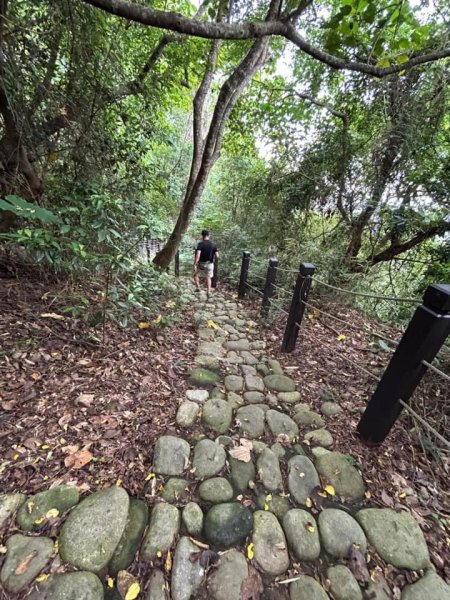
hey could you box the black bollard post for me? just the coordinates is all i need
[238,251,250,299]
[260,257,278,319]
[281,262,315,352]
[357,284,450,446]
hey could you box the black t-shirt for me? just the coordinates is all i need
[196,240,217,263]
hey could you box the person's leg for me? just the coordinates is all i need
[194,273,200,290]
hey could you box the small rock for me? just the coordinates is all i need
[109,498,149,575]
[60,486,129,572]
[287,455,320,504]
[267,359,284,374]
[198,341,224,357]
[145,569,168,600]
[327,565,363,600]
[236,405,265,438]
[312,447,331,458]
[186,389,209,403]
[199,478,233,503]
[193,439,226,478]
[293,409,325,428]
[244,373,265,392]
[216,435,234,447]
[257,448,282,491]
[176,401,200,427]
[208,549,248,600]
[240,364,257,376]
[204,503,253,548]
[194,355,220,370]
[16,485,79,531]
[401,571,450,600]
[320,401,342,416]
[241,351,258,365]
[315,452,365,501]
[304,429,334,447]
[227,391,245,410]
[153,436,191,476]
[243,391,265,404]
[256,363,270,377]
[266,409,299,441]
[0,493,25,530]
[225,339,250,351]
[141,502,180,560]
[161,479,190,504]
[256,494,291,520]
[202,398,233,434]
[171,537,204,600]
[289,575,330,600]
[252,441,268,454]
[226,351,243,365]
[283,509,320,560]
[319,509,367,557]
[264,374,295,393]
[0,534,53,592]
[278,391,301,403]
[250,341,266,350]
[229,457,256,493]
[182,502,204,536]
[211,388,226,400]
[252,511,289,575]
[271,442,286,459]
[188,367,221,388]
[29,571,103,600]
[356,508,430,570]
[224,374,244,393]
[319,387,336,402]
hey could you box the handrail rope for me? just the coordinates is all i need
[267,300,290,317]
[322,344,450,449]
[301,300,400,347]
[250,273,268,282]
[272,282,293,295]
[276,265,303,273]
[312,277,421,304]
[245,282,265,297]
[422,360,450,383]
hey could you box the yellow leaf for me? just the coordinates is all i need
[41,444,50,450]
[306,523,316,533]
[27,501,35,514]
[336,334,346,342]
[207,319,218,330]
[324,484,335,496]
[145,472,155,481]
[264,503,269,511]
[365,491,372,499]
[12,454,19,461]
[318,491,327,498]
[34,517,45,525]
[48,151,57,162]
[107,577,114,588]
[116,479,122,487]
[40,312,65,321]
[53,540,59,553]
[51,352,59,357]
[166,300,176,308]
[45,508,59,519]
[36,574,49,583]
[399,492,406,499]
[156,551,162,558]
[305,497,312,508]
[165,550,172,573]
[246,543,254,560]
[153,314,162,324]
[138,322,150,329]
[157,484,164,492]
[125,582,141,600]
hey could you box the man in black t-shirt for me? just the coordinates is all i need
[193,230,218,298]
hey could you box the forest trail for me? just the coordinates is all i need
[1,278,448,599]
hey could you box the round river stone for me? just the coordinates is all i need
[199,477,233,503]
[315,452,365,500]
[327,565,362,600]
[202,398,233,434]
[263,374,295,393]
[29,571,103,600]
[290,575,330,600]
[236,405,265,438]
[16,485,79,531]
[153,436,191,476]
[287,455,320,505]
[59,486,129,572]
[252,511,289,576]
[283,509,320,560]
[182,502,204,536]
[192,439,226,478]
[204,503,253,548]
[0,534,53,593]
[318,508,367,557]
[141,502,180,560]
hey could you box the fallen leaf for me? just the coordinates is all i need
[45,508,59,519]
[40,313,65,320]
[165,550,172,573]
[336,334,346,341]
[246,542,254,560]
[153,314,162,324]
[348,544,370,584]
[324,484,335,496]
[228,445,252,463]
[125,582,140,600]
[138,322,150,329]
[36,574,49,583]
[207,319,218,329]
[240,565,263,600]
[64,449,93,469]
[305,522,316,533]
[14,550,37,575]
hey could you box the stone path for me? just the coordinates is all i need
[0,284,449,600]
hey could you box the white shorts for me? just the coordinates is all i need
[197,262,214,278]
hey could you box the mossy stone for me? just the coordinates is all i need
[16,486,79,531]
[108,498,149,576]
[188,368,221,388]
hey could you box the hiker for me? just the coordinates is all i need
[193,230,218,297]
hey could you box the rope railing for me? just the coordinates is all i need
[235,249,450,453]
[312,276,421,304]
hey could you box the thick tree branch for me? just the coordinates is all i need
[81,0,450,78]
[369,221,450,265]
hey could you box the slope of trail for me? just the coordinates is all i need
[0,279,449,599]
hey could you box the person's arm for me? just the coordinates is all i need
[193,249,201,269]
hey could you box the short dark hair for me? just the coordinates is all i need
[201,229,210,237]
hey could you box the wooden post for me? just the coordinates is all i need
[260,257,278,319]
[174,250,180,277]
[212,257,218,288]
[238,251,250,299]
[357,283,450,446]
[281,262,315,352]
